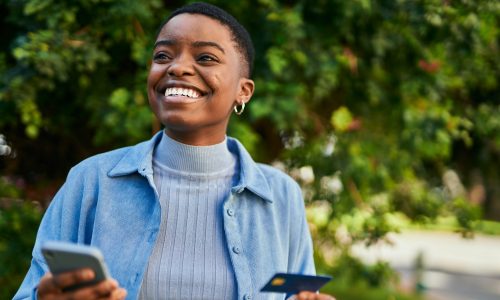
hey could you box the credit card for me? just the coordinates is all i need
[260,273,332,294]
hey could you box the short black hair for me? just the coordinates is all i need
[157,2,255,77]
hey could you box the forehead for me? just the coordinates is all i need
[157,14,234,46]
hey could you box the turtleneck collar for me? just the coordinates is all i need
[152,130,236,174]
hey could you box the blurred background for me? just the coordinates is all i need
[0,0,499,299]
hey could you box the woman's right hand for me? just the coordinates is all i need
[37,269,127,300]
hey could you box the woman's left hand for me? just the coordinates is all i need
[295,291,336,300]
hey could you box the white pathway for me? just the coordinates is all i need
[351,231,500,300]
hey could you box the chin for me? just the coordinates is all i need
[158,114,198,130]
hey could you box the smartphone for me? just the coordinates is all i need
[41,241,111,292]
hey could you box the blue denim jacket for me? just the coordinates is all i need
[14,132,315,300]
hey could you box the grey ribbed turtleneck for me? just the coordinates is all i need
[138,131,238,300]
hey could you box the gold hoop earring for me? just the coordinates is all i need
[234,103,245,115]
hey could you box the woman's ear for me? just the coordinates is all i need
[236,78,255,105]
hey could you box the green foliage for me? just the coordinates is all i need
[228,119,261,156]
[470,104,500,149]
[1,0,163,145]
[331,106,353,133]
[391,180,443,222]
[322,281,421,300]
[317,253,421,300]
[0,177,23,199]
[476,220,500,236]
[452,197,482,237]
[403,101,473,159]
[0,179,42,299]
[93,87,152,145]
[330,254,398,288]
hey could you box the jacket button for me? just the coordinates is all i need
[232,246,241,254]
[243,294,251,300]
[227,208,235,216]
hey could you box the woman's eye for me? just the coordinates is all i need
[198,55,217,63]
[153,52,170,61]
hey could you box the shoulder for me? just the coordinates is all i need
[256,163,299,189]
[70,146,132,175]
[68,136,155,178]
[227,136,303,202]
[255,163,304,208]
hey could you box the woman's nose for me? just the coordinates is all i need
[167,56,195,77]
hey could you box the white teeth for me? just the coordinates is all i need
[164,87,201,98]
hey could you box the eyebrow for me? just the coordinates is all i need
[192,41,225,53]
[153,39,225,54]
[153,39,175,49]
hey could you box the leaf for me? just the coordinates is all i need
[331,106,353,132]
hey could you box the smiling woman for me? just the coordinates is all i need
[13,2,334,300]
[148,13,254,146]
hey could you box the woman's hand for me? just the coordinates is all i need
[295,291,336,300]
[37,269,127,300]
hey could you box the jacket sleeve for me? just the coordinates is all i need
[284,181,316,300]
[287,181,316,275]
[13,167,86,300]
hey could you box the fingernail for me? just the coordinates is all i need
[82,269,94,279]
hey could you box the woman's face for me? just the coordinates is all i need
[148,13,254,145]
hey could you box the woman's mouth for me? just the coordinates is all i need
[165,87,200,98]
[162,87,204,103]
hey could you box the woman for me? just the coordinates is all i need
[14,3,335,300]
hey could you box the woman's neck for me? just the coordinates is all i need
[153,130,235,173]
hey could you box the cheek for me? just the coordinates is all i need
[147,67,161,112]
[207,74,222,91]
[147,65,163,87]
[210,73,239,100]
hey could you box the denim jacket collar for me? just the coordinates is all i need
[107,131,274,203]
